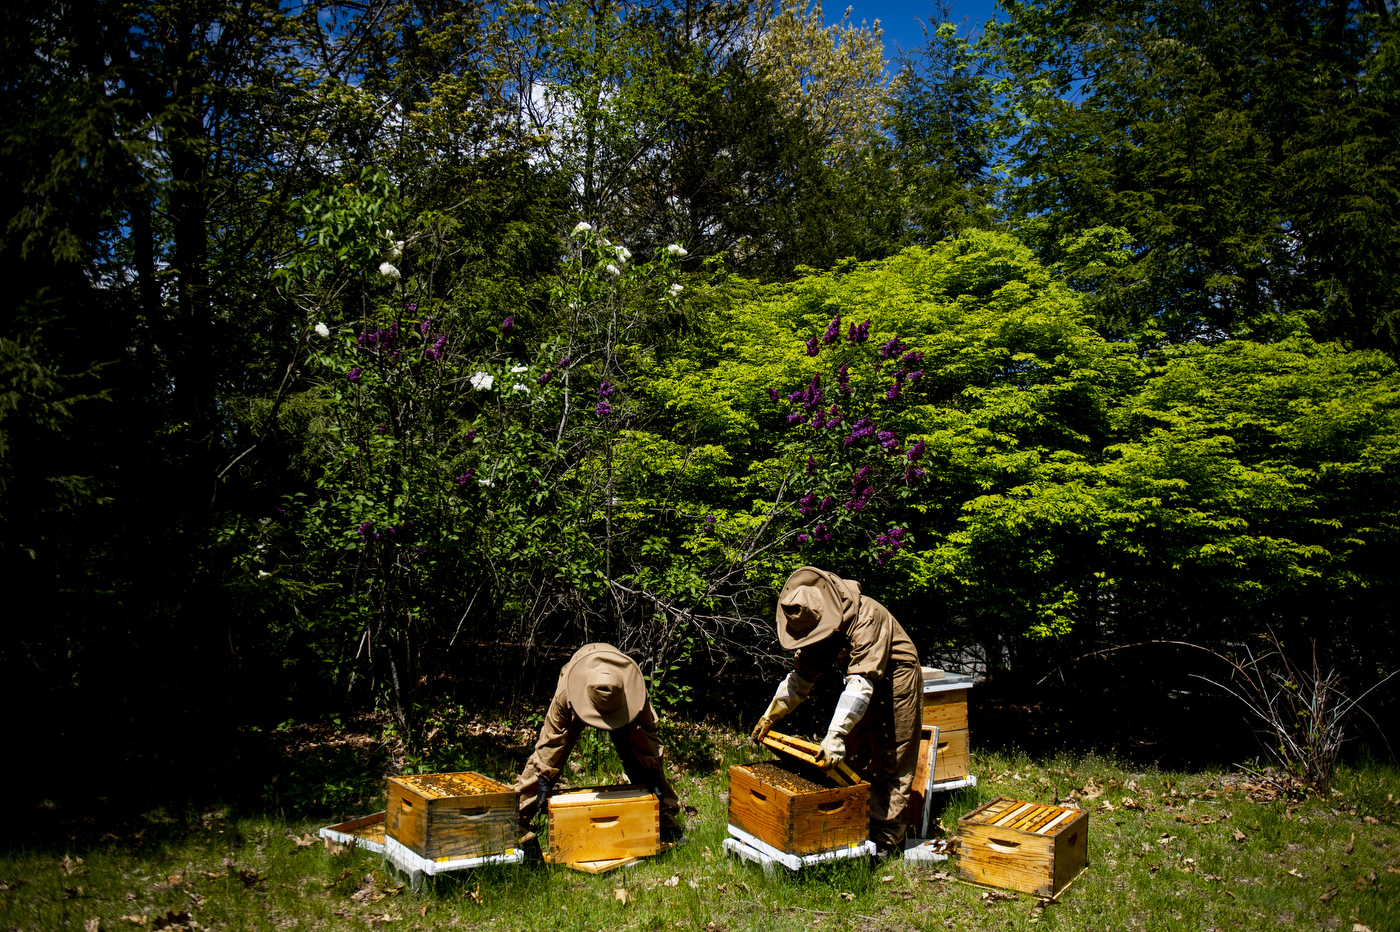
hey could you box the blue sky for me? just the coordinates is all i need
[840,0,1003,58]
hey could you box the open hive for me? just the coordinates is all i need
[728,757,868,855]
[385,771,517,862]
[957,797,1088,897]
[547,785,660,865]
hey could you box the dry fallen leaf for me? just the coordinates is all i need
[1354,924,1375,932]
[293,834,317,848]
[84,920,101,932]
[880,875,895,883]
[1122,797,1144,811]
[662,874,680,887]
[1231,829,1247,842]
[1345,832,1355,854]
[468,882,484,906]
[839,892,855,901]
[61,856,86,876]
[120,916,147,926]
[1079,779,1103,801]
[419,906,430,917]
[613,888,631,905]
[1320,887,1339,903]
[1363,816,1381,825]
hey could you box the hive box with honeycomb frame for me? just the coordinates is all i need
[957,796,1088,897]
[728,758,869,856]
[385,771,518,862]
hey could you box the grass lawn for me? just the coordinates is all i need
[5,724,1398,932]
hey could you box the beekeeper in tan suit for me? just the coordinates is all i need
[752,566,923,855]
[515,643,686,844]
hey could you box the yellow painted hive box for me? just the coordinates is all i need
[957,796,1088,897]
[385,771,518,862]
[728,760,869,856]
[548,785,660,863]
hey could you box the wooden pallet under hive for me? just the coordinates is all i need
[385,771,518,862]
[728,758,869,856]
[957,796,1089,897]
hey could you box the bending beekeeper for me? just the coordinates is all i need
[514,643,686,844]
[752,566,923,856]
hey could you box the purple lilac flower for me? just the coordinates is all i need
[844,417,875,446]
[456,469,476,486]
[799,493,817,516]
[878,336,905,360]
[802,375,823,412]
[787,412,807,425]
[824,404,843,427]
[415,545,428,556]
[807,456,818,475]
[786,388,805,404]
[357,521,375,538]
[813,522,832,543]
[377,423,389,435]
[599,380,616,398]
[852,465,872,490]
[805,336,820,357]
[847,319,871,343]
[797,533,810,544]
[560,355,572,368]
[767,387,780,403]
[844,487,873,513]
[908,369,925,382]
[823,316,842,345]
[878,430,900,453]
[346,367,362,382]
[466,429,477,442]
[904,465,926,482]
[405,303,419,315]
[537,369,554,385]
[885,381,901,401]
[273,505,286,517]
[900,350,924,367]
[837,365,852,395]
[501,316,515,334]
[820,495,834,512]
[907,440,926,461]
[596,400,613,416]
[418,316,431,335]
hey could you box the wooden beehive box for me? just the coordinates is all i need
[923,671,973,782]
[957,797,1088,897]
[728,759,869,855]
[385,771,518,862]
[548,785,660,863]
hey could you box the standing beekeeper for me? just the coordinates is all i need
[514,643,687,844]
[751,566,923,855]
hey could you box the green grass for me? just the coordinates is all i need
[4,732,1399,932]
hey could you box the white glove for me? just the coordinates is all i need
[817,732,846,767]
[750,671,815,743]
[815,674,873,769]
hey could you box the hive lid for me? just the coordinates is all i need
[549,785,655,808]
[390,771,513,799]
[959,796,1084,836]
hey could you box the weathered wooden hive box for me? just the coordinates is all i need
[957,797,1088,896]
[385,771,518,862]
[923,670,973,781]
[548,785,660,863]
[728,759,869,855]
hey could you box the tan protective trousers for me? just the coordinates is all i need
[845,657,923,848]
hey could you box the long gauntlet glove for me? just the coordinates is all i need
[815,674,873,769]
[750,671,815,743]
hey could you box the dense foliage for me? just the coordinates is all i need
[1,0,1396,765]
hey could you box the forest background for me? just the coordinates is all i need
[3,0,1398,821]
